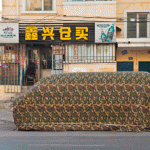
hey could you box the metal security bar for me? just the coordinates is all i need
[0,44,23,93]
[65,44,116,63]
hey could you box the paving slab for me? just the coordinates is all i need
[0,109,14,122]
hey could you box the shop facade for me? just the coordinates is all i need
[0,22,117,100]
[1,0,117,100]
[19,22,117,84]
[0,23,22,100]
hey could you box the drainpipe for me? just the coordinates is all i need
[0,0,2,21]
[17,0,19,21]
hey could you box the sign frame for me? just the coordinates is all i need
[19,23,95,44]
[0,23,19,43]
[95,22,116,43]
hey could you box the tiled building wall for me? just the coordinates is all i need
[2,0,116,22]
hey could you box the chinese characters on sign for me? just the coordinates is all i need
[42,27,54,40]
[59,27,71,40]
[25,26,38,40]
[76,27,88,40]
[25,26,89,41]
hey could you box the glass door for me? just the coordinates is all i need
[40,46,52,78]
[27,46,39,83]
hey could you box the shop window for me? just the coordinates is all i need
[67,44,115,63]
[68,44,94,62]
[96,44,115,62]
[1,45,21,85]
[86,44,94,60]
[41,49,52,69]
[127,13,148,38]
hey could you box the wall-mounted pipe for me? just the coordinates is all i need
[17,0,19,21]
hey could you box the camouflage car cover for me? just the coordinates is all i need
[13,72,150,132]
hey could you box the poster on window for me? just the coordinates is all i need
[73,44,78,59]
[0,23,19,43]
[3,53,11,63]
[95,22,116,43]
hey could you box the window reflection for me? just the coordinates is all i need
[26,0,52,11]
[26,0,42,11]
[28,49,38,69]
[44,0,52,11]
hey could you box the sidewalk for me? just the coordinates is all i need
[0,99,15,125]
[0,86,31,127]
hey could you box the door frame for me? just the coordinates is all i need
[26,45,40,82]
[39,45,53,78]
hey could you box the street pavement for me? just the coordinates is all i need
[0,129,150,150]
[0,100,150,150]
[0,100,14,125]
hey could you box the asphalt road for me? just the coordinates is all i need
[0,124,150,150]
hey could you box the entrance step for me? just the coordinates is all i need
[12,86,33,100]
[21,86,33,93]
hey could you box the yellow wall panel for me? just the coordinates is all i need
[116,49,150,71]
[63,63,117,73]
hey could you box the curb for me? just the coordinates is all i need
[0,119,15,125]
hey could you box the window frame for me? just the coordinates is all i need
[22,0,57,14]
[63,0,115,5]
[65,44,116,63]
[124,10,150,38]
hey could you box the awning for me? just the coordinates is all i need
[116,38,150,50]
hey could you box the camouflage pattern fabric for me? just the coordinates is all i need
[13,72,150,132]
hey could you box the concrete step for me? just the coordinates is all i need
[0,86,34,109]
[21,86,33,93]
[13,86,33,100]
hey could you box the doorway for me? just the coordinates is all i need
[26,46,40,85]
[26,44,65,84]
[40,45,52,78]
[117,62,134,71]
[139,62,150,73]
